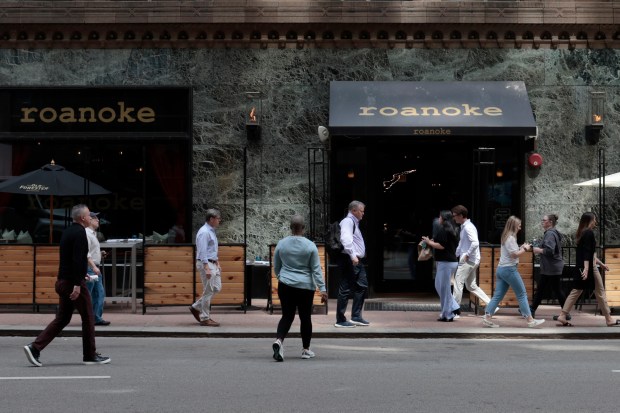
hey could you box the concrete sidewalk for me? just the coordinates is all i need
[1,299,619,339]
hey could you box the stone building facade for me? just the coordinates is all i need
[1,1,619,292]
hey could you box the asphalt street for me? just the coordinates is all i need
[1,337,619,413]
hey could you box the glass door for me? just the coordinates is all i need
[375,141,472,293]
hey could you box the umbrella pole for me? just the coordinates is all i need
[49,195,54,244]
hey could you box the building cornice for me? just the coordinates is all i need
[1,1,619,49]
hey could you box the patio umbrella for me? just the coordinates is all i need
[0,161,110,242]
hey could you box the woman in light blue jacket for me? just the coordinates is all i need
[272,215,328,362]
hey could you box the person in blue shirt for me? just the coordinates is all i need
[190,208,223,327]
[272,215,327,362]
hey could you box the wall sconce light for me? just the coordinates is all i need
[245,91,263,140]
[586,91,605,144]
[347,170,355,179]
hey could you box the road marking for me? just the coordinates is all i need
[317,344,408,352]
[0,376,111,380]
[613,370,620,373]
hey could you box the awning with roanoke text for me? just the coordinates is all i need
[329,81,537,137]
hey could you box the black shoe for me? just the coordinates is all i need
[452,308,461,316]
[95,320,111,326]
[83,353,111,365]
[24,343,42,367]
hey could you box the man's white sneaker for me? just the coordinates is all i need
[24,343,42,367]
[301,349,315,359]
[527,318,545,328]
[482,317,500,328]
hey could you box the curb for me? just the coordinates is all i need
[3,327,620,340]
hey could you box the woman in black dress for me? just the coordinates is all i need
[556,212,619,327]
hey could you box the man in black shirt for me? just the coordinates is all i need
[24,204,110,367]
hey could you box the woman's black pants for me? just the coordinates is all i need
[276,282,315,349]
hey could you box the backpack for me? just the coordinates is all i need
[326,217,355,257]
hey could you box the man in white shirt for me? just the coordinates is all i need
[334,200,369,328]
[190,208,222,327]
[451,205,492,313]
[86,212,109,326]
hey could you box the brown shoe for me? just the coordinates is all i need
[189,306,201,322]
[200,319,220,327]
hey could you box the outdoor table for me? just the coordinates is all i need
[101,239,143,313]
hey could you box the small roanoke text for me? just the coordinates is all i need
[413,128,452,135]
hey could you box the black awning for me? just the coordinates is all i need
[329,81,536,137]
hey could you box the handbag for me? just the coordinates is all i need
[417,241,432,261]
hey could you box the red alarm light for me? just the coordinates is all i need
[528,153,543,168]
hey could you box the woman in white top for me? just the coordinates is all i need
[483,216,545,328]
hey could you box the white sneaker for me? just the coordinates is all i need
[527,318,545,328]
[453,314,461,320]
[301,349,315,359]
[272,339,284,362]
[482,317,500,328]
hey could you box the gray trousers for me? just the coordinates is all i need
[192,261,222,321]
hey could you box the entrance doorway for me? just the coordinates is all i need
[331,136,524,296]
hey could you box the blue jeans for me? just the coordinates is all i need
[336,255,368,323]
[86,267,105,323]
[486,265,531,317]
[435,261,460,319]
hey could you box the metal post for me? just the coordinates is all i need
[243,146,247,249]
[598,148,605,247]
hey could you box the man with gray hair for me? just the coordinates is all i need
[335,200,369,328]
[190,208,223,327]
[24,204,110,366]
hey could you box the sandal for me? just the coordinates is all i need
[607,320,620,327]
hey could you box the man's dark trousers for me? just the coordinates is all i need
[335,254,368,323]
[33,279,97,359]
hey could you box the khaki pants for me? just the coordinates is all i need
[192,261,222,321]
[562,258,610,318]
[452,259,490,305]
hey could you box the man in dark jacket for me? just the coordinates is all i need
[24,204,110,367]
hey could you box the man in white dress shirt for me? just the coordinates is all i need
[451,205,492,314]
[334,200,369,328]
